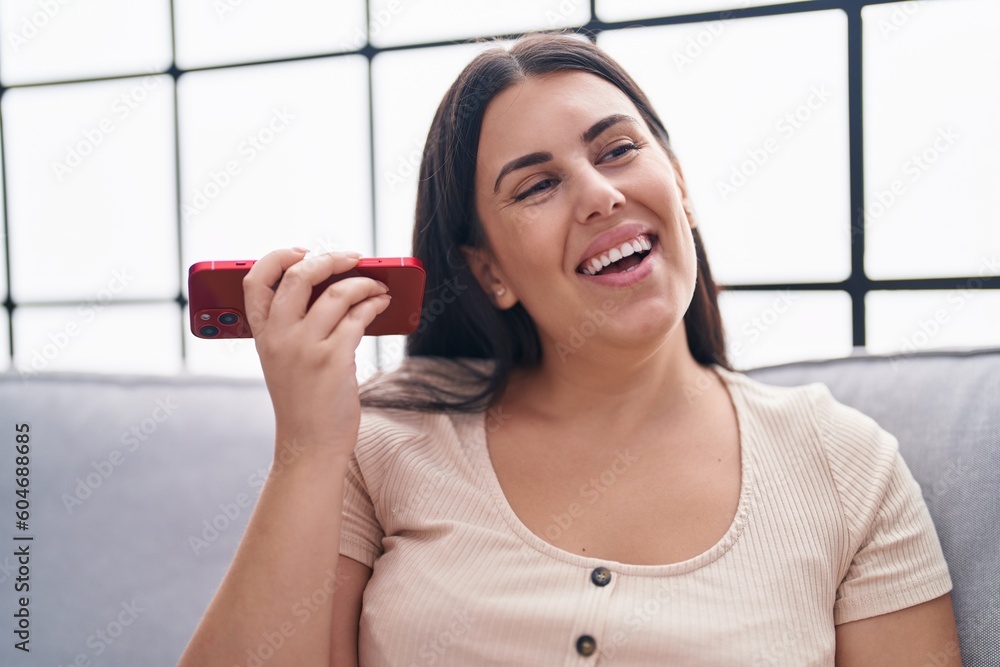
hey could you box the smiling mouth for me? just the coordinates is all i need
[577,234,656,276]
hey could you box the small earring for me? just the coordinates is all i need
[495,287,506,297]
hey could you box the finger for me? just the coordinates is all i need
[325,293,393,349]
[303,276,389,339]
[243,248,309,336]
[267,252,364,329]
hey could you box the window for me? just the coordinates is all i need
[2,0,995,377]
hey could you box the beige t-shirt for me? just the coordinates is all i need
[340,362,952,666]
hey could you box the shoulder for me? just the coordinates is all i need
[354,355,493,460]
[349,358,495,512]
[717,365,901,536]
[360,355,496,410]
[715,364,892,455]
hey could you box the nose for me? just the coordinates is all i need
[573,164,625,223]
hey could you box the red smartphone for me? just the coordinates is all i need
[188,257,425,339]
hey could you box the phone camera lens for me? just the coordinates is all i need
[199,325,220,337]
[219,312,240,325]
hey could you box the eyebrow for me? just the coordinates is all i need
[492,152,552,195]
[581,113,638,144]
[492,113,641,194]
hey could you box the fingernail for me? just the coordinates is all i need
[375,280,389,291]
[291,246,309,253]
[344,251,363,259]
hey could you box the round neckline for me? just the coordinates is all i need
[470,364,755,576]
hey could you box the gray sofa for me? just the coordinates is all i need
[0,348,996,666]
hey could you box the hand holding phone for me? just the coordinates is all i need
[188,256,425,338]
[235,249,404,466]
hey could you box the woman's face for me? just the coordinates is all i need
[471,70,698,354]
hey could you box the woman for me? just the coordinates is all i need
[180,33,960,666]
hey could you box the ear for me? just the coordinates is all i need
[667,153,698,230]
[460,245,518,309]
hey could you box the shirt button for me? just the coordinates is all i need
[576,634,597,657]
[591,566,612,587]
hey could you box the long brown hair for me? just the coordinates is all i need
[362,33,729,411]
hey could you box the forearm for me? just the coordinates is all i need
[179,436,352,667]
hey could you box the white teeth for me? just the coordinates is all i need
[579,234,654,275]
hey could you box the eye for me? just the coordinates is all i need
[601,141,642,162]
[513,178,558,202]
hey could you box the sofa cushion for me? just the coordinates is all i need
[0,371,277,666]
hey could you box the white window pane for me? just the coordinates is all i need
[0,0,172,85]
[0,130,7,299]
[178,57,372,292]
[862,0,1000,280]
[360,338,379,383]
[866,288,1000,355]
[369,0,589,48]
[3,76,178,303]
[598,0,814,22]
[184,334,262,379]
[599,12,850,285]
[375,335,408,374]
[0,311,9,372]
[719,290,853,370]
[13,304,181,376]
[173,0,366,69]
[185,326,378,384]
[373,42,501,256]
